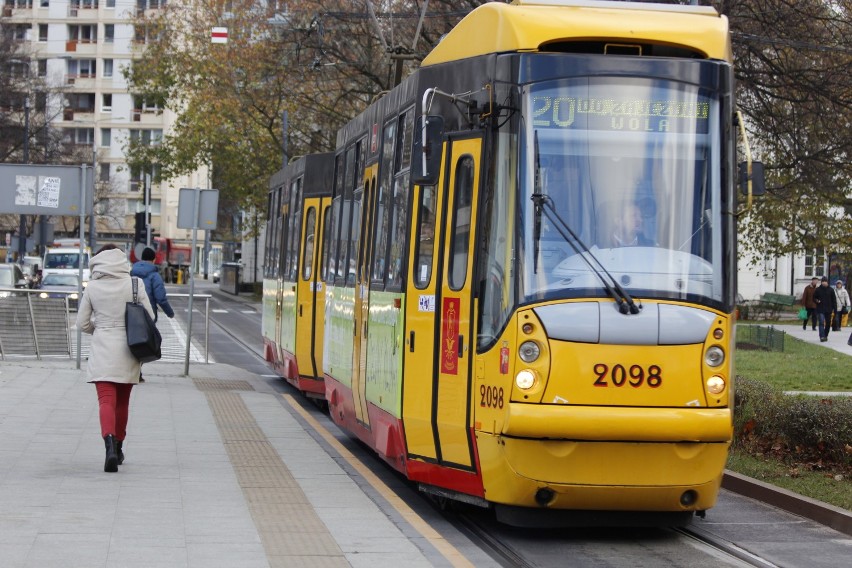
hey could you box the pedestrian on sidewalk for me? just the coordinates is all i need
[130,247,175,323]
[800,276,819,331]
[833,280,850,330]
[813,276,837,342]
[130,247,174,383]
[76,244,154,472]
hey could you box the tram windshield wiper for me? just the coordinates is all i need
[530,193,641,315]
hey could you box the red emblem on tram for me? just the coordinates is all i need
[441,297,460,374]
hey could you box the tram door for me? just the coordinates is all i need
[434,137,481,468]
[351,164,379,427]
[295,197,325,378]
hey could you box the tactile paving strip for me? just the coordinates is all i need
[195,381,350,568]
[192,378,255,391]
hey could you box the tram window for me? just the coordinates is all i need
[278,183,291,281]
[397,108,414,172]
[448,156,474,290]
[302,207,316,280]
[414,185,436,288]
[326,154,345,282]
[320,206,332,281]
[346,142,365,286]
[387,171,410,289]
[335,146,356,284]
[264,190,275,278]
[288,177,303,281]
[373,120,397,284]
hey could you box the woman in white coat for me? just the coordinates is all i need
[76,245,154,472]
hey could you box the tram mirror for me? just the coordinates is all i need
[738,161,765,196]
[411,115,444,186]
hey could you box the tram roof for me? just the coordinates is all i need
[421,0,731,67]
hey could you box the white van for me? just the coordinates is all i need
[42,241,91,283]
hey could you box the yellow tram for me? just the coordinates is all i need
[264,0,762,526]
[262,153,334,397]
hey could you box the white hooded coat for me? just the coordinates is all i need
[76,248,155,383]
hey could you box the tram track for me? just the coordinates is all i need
[674,526,780,568]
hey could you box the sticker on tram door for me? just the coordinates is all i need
[500,344,509,374]
[441,297,460,375]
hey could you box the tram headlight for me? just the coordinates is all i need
[704,346,725,367]
[518,340,540,363]
[515,369,537,390]
[706,375,726,395]
[39,292,49,299]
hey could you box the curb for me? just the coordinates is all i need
[722,470,852,536]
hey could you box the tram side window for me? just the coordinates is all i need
[386,109,414,289]
[288,177,303,281]
[278,184,291,278]
[414,185,436,288]
[264,190,276,278]
[320,206,332,282]
[326,154,345,283]
[448,156,474,290]
[302,207,316,280]
[344,139,366,287]
[372,120,397,284]
[335,148,356,285]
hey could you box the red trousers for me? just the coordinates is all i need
[95,382,134,440]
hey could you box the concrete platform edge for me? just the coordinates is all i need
[722,470,852,536]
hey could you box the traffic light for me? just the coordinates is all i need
[134,211,146,244]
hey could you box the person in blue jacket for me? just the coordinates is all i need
[130,247,175,323]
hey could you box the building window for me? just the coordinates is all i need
[104,24,114,43]
[37,59,47,77]
[101,128,111,147]
[130,129,163,146]
[804,250,826,278]
[100,163,110,182]
[63,127,94,145]
[103,59,113,77]
[69,24,98,43]
[38,24,48,42]
[102,93,112,111]
[106,0,114,7]
[12,25,31,42]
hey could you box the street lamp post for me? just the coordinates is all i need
[17,97,30,260]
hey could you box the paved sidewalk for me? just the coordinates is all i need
[772,322,852,355]
[0,360,477,568]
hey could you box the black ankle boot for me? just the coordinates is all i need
[104,435,118,472]
[116,440,125,465]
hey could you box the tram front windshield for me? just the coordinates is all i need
[520,77,723,306]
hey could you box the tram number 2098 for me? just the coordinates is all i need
[480,385,504,408]
[593,363,662,388]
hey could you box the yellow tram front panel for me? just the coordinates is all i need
[472,301,734,511]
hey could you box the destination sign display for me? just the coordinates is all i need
[532,95,710,134]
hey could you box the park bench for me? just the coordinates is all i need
[746,292,797,321]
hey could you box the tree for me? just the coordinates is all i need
[715,0,852,263]
[125,0,474,238]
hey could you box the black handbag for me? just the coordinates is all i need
[125,277,162,363]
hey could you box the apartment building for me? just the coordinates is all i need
[3,0,208,245]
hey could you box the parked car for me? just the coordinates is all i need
[37,273,82,310]
[0,264,28,298]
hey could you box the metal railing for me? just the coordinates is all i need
[0,287,210,363]
[736,324,786,352]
